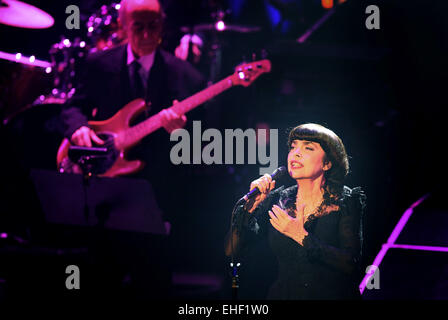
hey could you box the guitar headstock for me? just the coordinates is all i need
[231,60,271,87]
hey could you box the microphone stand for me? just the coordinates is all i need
[228,167,286,300]
[230,260,240,301]
[78,155,95,223]
[229,197,246,300]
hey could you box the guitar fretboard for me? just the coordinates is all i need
[118,76,234,148]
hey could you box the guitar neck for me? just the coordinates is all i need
[172,76,234,115]
[121,76,234,147]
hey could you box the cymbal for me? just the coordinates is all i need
[0,50,51,68]
[181,23,261,34]
[0,0,54,29]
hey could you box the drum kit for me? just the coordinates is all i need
[0,1,122,170]
[0,0,261,170]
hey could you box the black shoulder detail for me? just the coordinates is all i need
[280,185,298,199]
[271,185,287,196]
[342,186,367,215]
[256,186,285,213]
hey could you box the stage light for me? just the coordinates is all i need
[322,0,333,9]
[216,20,225,31]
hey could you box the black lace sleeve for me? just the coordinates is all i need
[232,187,285,234]
[301,187,366,275]
[229,187,284,255]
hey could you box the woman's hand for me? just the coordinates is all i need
[245,174,276,213]
[269,204,308,245]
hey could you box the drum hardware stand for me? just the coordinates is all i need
[208,9,228,84]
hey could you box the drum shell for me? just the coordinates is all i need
[0,59,53,121]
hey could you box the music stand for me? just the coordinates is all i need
[29,169,167,235]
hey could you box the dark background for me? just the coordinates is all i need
[0,0,446,300]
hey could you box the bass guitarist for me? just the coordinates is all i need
[60,0,205,298]
[61,0,205,209]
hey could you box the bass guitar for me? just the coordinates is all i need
[56,59,271,177]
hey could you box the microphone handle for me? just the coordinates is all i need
[239,166,286,203]
[242,188,261,202]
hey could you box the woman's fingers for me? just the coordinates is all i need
[269,180,276,192]
[269,209,286,232]
[247,174,274,212]
[259,174,272,193]
[272,205,289,219]
[268,210,278,221]
[269,218,282,232]
[250,174,272,194]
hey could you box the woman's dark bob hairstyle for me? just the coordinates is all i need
[288,123,349,203]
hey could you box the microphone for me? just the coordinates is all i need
[239,166,286,203]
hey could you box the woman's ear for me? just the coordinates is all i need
[323,160,332,171]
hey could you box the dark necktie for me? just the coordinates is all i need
[131,60,145,99]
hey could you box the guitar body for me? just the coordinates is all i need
[56,59,271,178]
[57,98,147,177]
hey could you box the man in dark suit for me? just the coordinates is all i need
[62,0,205,213]
[62,0,204,146]
[60,0,205,298]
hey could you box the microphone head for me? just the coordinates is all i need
[271,166,286,180]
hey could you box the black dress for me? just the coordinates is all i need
[231,185,367,300]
